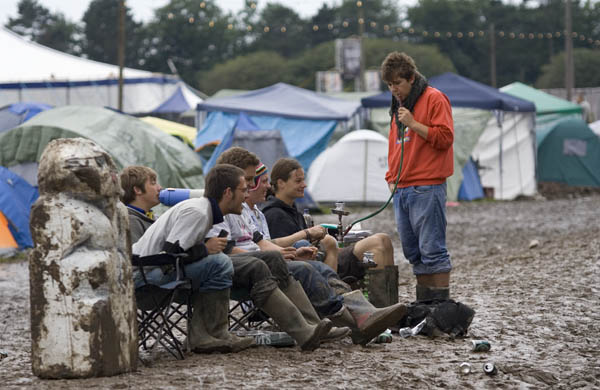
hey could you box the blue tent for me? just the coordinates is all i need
[0,102,52,133]
[151,83,204,114]
[205,112,319,209]
[458,158,485,201]
[361,73,535,112]
[195,83,361,169]
[0,167,38,249]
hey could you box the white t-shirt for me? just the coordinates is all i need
[208,202,261,252]
[133,197,213,256]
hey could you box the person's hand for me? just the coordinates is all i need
[295,246,317,260]
[396,107,415,127]
[307,225,326,241]
[279,247,297,260]
[388,182,396,193]
[205,237,227,254]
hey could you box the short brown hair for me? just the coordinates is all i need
[216,147,259,170]
[120,166,157,204]
[271,158,302,193]
[204,164,245,201]
[381,52,417,83]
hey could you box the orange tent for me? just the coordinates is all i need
[0,211,18,250]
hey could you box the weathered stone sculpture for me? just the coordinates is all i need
[29,138,137,378]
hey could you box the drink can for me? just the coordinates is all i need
[459,362,471,375]
[471,339,491,352]
[483,362,498,375]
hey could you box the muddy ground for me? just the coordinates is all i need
[1,195,599,389]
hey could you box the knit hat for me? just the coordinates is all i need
[250,162,268,191]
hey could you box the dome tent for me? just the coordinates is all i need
[0,106,204,189]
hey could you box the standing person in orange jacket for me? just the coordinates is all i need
[381,52,454,303]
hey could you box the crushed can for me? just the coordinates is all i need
[471,339,491,352]
[483,362,498,375]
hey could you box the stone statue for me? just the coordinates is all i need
[29,138,137,378]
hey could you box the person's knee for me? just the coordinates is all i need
[321,235,338,252]
[288,261,315,281]
[372,233,394,264]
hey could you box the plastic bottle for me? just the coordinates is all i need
[302,208,314,228]
[398,318,427,338]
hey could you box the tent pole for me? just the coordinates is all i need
[363,140,368,203]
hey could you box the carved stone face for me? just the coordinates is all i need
[38,138,122,200]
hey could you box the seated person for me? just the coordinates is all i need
[262,157,399,308]
[132,164,332,352]
[210,147,406,345]
[120,165,162,244]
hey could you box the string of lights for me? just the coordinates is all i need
[163,1,599,48]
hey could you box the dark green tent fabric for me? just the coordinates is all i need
[0,106,204,189]
[537,118,600,187]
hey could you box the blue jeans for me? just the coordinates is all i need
[393,183,452,275]
[288,260,344,317]
[139,253,233,292]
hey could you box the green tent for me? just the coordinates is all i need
[537,118,600,187]
[0,106,204,189]
[500,82,583,145]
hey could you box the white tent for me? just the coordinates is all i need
[0,27,199,114]
[307,130,390,204]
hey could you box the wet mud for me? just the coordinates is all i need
[1,195,599,389]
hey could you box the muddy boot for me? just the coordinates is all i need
[188,293,233,353]
[337,290,407,345]
[282,277,351,343]
[261,288,332,351]
[416,285,450,302]
[199,289,254,353]
[366,265,399,308]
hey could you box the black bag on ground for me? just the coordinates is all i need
[397,299,476,338]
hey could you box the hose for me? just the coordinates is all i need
[343,125,406,236]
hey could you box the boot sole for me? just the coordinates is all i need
[354,304,408,346]
[300,320,333,351]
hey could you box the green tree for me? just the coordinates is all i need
[248,4,310,57]
[81,0,145,67]
[6,0,80,54]
[536,48,600,88]
[141,0,242,85]
[197,51,287,94]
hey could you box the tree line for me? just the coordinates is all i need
[6,0,600,95]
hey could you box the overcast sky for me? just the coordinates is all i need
[0,0,339,25]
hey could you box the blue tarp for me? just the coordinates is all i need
[0,102,52,133]
[361,73,535,112]
[197,82,361,121]
[458,158,484,201]
[0,167,38,248]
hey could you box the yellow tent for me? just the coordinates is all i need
[140,116,197,148]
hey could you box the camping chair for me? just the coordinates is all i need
[132,253,192,361]
[228,287,274,331]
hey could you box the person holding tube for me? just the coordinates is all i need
[381,51,454,302]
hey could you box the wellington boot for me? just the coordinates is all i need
[261,288,332,351]
[281,277,350,343]
[341,290,407,345]
[366,266,399,308]
[416,285,450,303]
[188,293,233,353]
[199,289,254,353]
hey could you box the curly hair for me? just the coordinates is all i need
[270,158,302,193]
[120,166,157,204]
[216,147,259,170]
[381,51,417,84]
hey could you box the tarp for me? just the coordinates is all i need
[501,82,582,116]
[140,116,197,147]
[0,167,38,249]
[0,106,204,189]
[205,113,318,209]
[307,130,390,204]
[0,27,190,114]
[198,82,361,121]
[590,120,600,137]
[537,118,600,187]
[150,83,204,114]
[458,158,484,201]
[361,73,536,112]
[0,102,52,133]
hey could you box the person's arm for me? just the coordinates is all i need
[270,225,326,247]
[396,98,453,149]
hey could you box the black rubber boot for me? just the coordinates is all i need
[366,265,399,308]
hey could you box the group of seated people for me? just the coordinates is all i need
[122,146,407,354]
